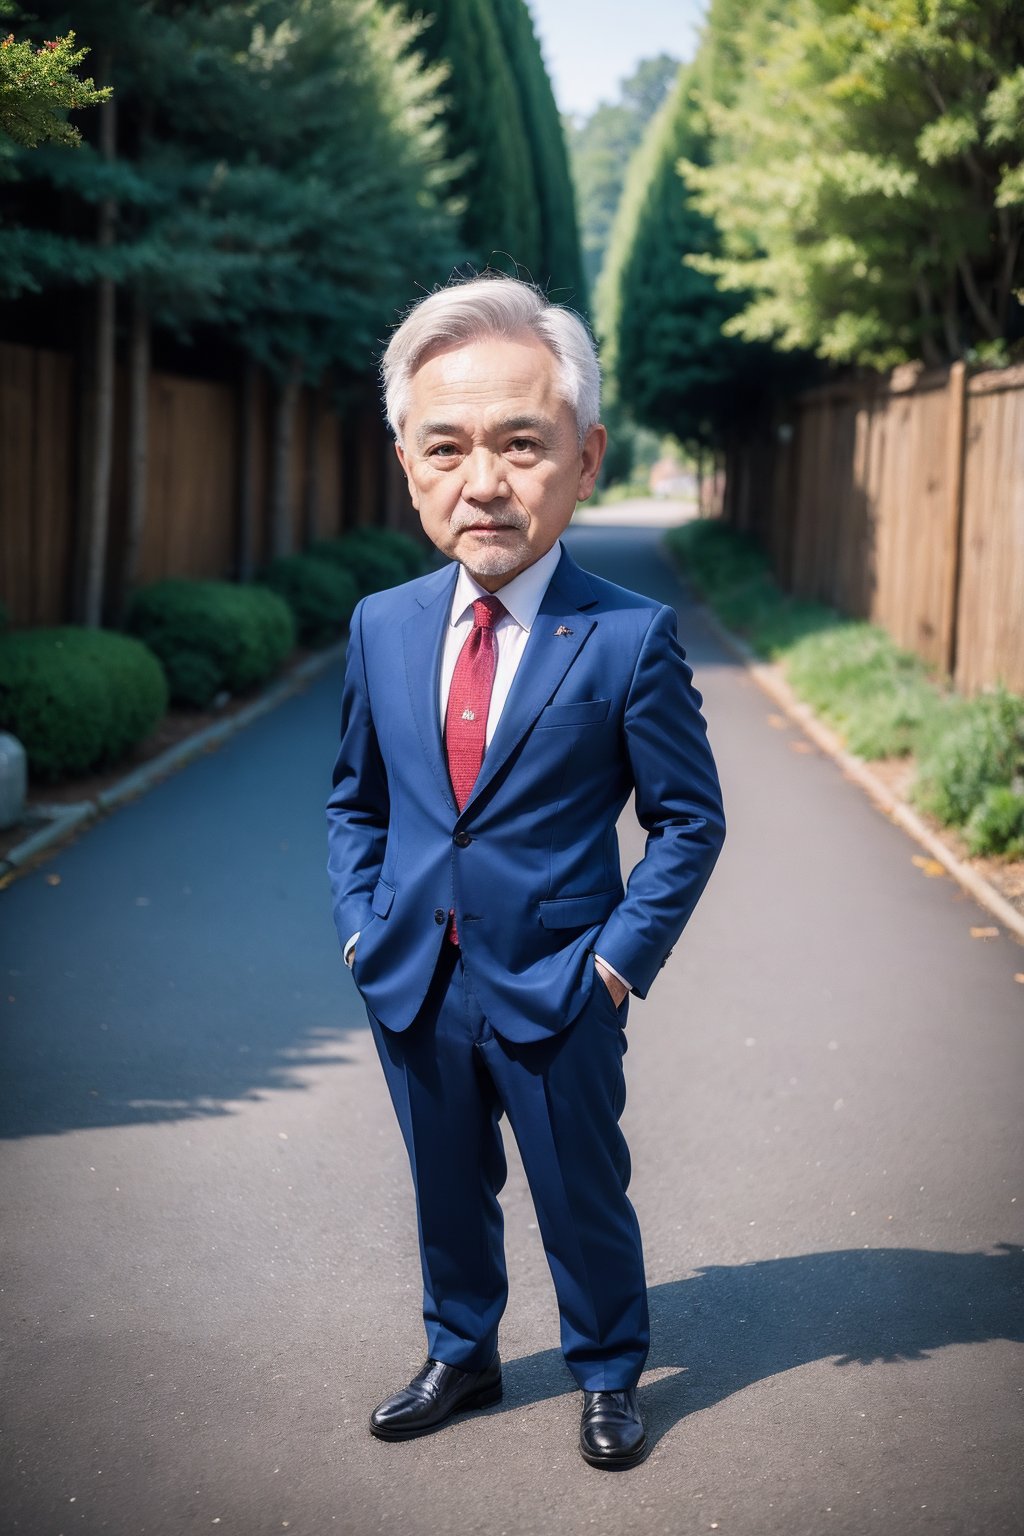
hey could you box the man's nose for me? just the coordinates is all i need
[462,447,508,502]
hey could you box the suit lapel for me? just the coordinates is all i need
[462,547,599,815]
[403,564,458,811]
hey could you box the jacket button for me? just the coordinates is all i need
[434,908,446,925]
[454,832,472,847]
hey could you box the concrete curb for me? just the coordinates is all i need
[683,577,1024,947]
[0,641,345,883]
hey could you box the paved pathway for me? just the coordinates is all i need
[2,525,1021,1536]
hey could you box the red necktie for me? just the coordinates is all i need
[445,594,506,811]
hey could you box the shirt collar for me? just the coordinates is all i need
[449,540,563,632]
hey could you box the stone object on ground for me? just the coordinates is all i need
[0,732,27,830]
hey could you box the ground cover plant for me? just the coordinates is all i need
[665,520,1024,856]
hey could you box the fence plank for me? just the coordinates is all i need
[725,363,1023,693]
[955,383,1024,695]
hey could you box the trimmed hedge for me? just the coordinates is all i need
[343,527,426,581]
[126,579,295,708]
[258,555,358,648]
[311,528,427,596]
[0,627,168,782]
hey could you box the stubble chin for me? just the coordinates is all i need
[455,532,531,582]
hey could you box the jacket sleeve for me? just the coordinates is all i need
[326,599,390,951]
[594,604,726,997]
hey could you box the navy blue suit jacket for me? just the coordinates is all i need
[326,544,725,1043]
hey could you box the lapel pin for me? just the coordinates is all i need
[461,708,476,721]
[554,625,573,637]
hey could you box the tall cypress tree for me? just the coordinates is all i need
[599,64,806,449]
[397,0,540,274]
[490,0,585,305]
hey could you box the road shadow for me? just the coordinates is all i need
[502,1244,1024,1448]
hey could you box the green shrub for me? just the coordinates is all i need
[258,555,358,648]
[311,528,426,595]
[342,526,427,580]
[665,519,1024,854]
[913,690,1024,827]
[786,624,941,759]
[0,627,168,782]
[126,579,295,707]
[964,786,1024,857]
[665,519,838,660]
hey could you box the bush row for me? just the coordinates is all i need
[0,628,168,783]
[0,527,429,782]
[664,520,1024,857]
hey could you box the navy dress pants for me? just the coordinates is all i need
[367,945,650,1392]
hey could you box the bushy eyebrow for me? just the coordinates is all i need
[415,414,554,449]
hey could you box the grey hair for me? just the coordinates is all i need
[380,275,601,449]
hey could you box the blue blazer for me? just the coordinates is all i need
[326,544,725,1043]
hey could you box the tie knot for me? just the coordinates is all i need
[472,596,505,630]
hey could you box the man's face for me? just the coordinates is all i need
[395,332,606,591]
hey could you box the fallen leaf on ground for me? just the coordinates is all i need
[911,855,945,878]
[1014,973,1024,984]
[767,713,787,729]
[969,926,999,939]
[789,741,814,754]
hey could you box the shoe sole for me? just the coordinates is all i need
[369,1383,503,1441]
[579,1435,648,1470]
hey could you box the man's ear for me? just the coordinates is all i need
[394,440,419,511]
[576,424,607,503]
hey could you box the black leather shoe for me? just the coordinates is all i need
[369,1355,502,1440]
[579,1387,647,1468]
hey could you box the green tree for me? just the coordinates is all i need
[0,17,109,153]
[490,0,585,302]
[398,0,540,273]
[599,65,787,452]
[0,0,459,617]
[567,54,679,292]
[682,0,1024,367]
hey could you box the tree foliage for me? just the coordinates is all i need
[490,0,585,303]
[567,54,679,292]
[396,0,538,275]
[0,22,109,152]
[598,63,805,447]
[0,0,462,381]
[395,0,583,300]
[683,0,1024,367]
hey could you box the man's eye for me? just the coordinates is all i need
[507,438,538,453]
[427,444,460,459]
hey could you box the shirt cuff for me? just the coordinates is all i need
[594,953,631,991]
[344,931,360,968]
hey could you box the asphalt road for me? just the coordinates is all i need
[2,525,1022,1536]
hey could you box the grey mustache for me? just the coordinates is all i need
[450,510,529,534]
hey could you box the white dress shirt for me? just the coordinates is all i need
[346,540,629,991]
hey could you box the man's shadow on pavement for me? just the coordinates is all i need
[501,1244,1024,1449]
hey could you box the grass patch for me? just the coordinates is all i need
[665,519,1024,856]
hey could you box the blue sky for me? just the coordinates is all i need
[526,0,706,118]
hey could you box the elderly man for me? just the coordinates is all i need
[326,275,724,1468]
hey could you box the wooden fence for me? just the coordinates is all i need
[724,361,1024,696]
[0,341,415,628]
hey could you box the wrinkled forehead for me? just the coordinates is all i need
[404,332,573,429]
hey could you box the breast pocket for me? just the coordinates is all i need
[535,699,611,729]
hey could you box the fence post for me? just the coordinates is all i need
[943,361,968,678]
